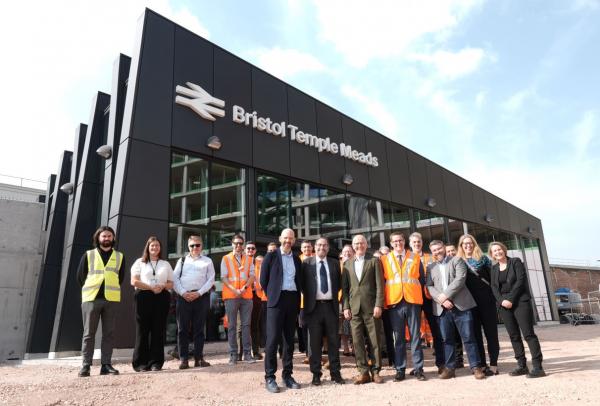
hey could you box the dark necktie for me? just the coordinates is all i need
[397,255,402,267]
[319,260,328,294]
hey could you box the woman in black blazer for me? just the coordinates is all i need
[489,242,545,378]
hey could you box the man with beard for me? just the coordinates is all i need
[77,226,126,377]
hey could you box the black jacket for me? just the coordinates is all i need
[491,256,530,305]
[259,249,302,308]
[300,256,340,316]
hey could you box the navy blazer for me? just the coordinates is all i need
[260,249,302,308]
[300,256,341,316]
[491,256,531,305]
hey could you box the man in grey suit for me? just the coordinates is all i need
[426,240,486,380]
[300,238,345,386]
[342,234,385,385]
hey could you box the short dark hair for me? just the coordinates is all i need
[232,234,245,243]
[245,240,256,246]
[429,239,445,248]
[141,236,163,263]
[92,226,115,248]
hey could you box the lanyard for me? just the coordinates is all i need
[149,260,158,277]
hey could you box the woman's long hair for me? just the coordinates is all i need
[141,236,163,263]
[457,234,484,261]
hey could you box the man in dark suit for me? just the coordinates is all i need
[260,228,302,393]
[300,237,345,386]
[426,240,486,380]
[342,234,385,385]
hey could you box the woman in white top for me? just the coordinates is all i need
[130,236,174,371]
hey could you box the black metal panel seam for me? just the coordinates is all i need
[314,101,322,185]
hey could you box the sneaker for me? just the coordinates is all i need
[243,353,256,364]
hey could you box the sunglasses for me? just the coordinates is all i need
[246,247,256,250]
[189,244,202,248]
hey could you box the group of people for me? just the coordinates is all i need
[76,225,545,392]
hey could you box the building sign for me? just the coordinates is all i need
[175,82,379,168]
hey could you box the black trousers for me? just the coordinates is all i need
[264,291,299,381]
[473,296,500,366]
[260,301,267,348]
[250,291,263,355]
[305,301,341,377]
[422,298,445,367]
[176,293,210,361]
[132,289,171,369]
[499,300,543,368]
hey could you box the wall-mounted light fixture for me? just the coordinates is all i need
[96,145,112,159]
[426,197,436,208]
[527,226,536,234]
[206,136,222,150]
[484,214,495,223]
[342,174,354,186]
[59,183,74,195]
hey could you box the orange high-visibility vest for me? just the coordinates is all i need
[254,258,267,301]
[338,259,344,302]
[222,252,253,300]
[381,250,423,307]
[419,252,433,300]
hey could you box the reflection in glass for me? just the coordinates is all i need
[257,175,289,236]
[447,218,465,247]
[290,182,320,240]
[414,210,445,249]
[319,188,347,242]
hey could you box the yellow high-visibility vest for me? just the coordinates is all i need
[81,249,123,302]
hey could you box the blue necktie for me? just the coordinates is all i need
[319,260,328,294]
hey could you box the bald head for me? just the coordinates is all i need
[279,228,296,253]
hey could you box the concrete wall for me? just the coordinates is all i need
[0,182,45,203]
[551,265,600,298]
[0,199,44,361]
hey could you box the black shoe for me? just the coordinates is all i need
[78,365,90,377]
[414,370,427,381]
[283,376,301,389]
[179,360,189,370]
[254,353,263,360]
[331,374,345,384]
[455,361,465,369]
[194,358,211,367]
[483,366,495,377]
[133,365,147,372]
[266,378,280,393]
[311,374,322,386]
[150,365,161,371]
[526,368,546,378]
[100,364,119,375]
[509,366,529,376]
[394,371,405,382]
[409,368,415,376]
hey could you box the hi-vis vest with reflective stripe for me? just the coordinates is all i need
[254,258,267,301]
[222,252,253,300]
[381,250,423,307]
[81,249,123,302]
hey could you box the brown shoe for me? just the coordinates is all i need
[303,357,310,365]
[324,361,330,370]
[371,372,384,384]
[438,366,446,375]
[353,373,371,385]
[439,368,456,379]
[473,367,486,380]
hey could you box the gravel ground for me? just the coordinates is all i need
[1,324,599,406]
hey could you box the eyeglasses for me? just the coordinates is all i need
[391,240,404,244]
[189,244,202,248]
[246,247,256,251]
[233,242,244,246]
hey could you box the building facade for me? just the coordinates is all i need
[27,9,557,355]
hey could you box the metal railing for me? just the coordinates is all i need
[0,173,47,190]
[550,257,600,268]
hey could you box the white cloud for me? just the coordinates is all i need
[313,0,483,67]
[246,47,326,80]
[409,47,487,79]
[0,0,207,183]
[340,84,399,137]
[572,110,598,159]
[475,90,487,108]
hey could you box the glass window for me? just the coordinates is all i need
[347,194,371,239]
[414,210,446,250]
[521,238,552,321]
[447,218,465,247]
[257,174,289,236]
[290,182,320,240]
[319,187,347,243]
[465,222,495,254]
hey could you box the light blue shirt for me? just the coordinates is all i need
[280,248,297,291]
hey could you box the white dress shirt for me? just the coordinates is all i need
[173,254,215,296]
[354,256,365,281]
[315,257,332,300]
[440,263,448,291]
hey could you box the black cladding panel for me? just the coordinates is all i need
[172,26,214,155]
[426,163,446,213]
[130,11,174,146]
[365,129,391,201]
[385,139,412,207]
[458,178,476,222]
[484,192,499,228]
[471,185,486,224]
[288,87,319,184]
[213,48,253,165]
[495,198,510,231]
[406,150,428,209]
[316,102,344,189]
[442,169,463,220]
[251,68,290,176]
[341,117,369,196]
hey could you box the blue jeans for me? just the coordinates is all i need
[437,308,482,369]
[389,301,424,372]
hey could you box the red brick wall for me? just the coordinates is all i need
[551,266,600,298]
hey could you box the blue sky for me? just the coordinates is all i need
[1,0,599,263]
